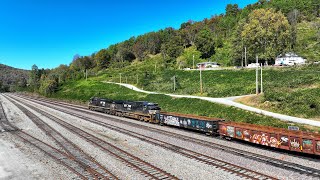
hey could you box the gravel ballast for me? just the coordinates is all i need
[2,93,320,179]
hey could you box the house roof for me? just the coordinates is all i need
[196,62,219,65]
[277,52,301,58]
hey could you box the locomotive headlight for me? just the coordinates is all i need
[148,110,159,114]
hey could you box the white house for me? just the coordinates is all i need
[275,53,306,66]
[196,62,220,69]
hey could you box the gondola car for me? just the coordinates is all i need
[156,112,223,135]
[219,121,320,155]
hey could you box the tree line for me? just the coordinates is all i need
[0,64,28,92]
[29,0,320,95]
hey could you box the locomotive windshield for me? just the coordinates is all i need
[147,104,160,110]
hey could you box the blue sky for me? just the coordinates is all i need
[0,0,257,70]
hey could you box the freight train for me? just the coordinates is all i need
[88,97,320,156]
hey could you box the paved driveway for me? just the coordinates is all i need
[106,82,320,127]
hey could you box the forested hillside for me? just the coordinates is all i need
[26,0,319,95]
[0,64,29,92]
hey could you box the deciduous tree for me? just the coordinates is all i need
[241,8,290,63]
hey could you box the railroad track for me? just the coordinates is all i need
[0,95,105,179]
[14,131,96,179]
[16,94,320,178]
[0,101,17,132]
[5,95,117,179]
[11,94,277,180]
[6,95,178,180]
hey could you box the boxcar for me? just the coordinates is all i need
[219,121,320,155]
[156,112,223,135]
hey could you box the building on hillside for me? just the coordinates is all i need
[196,62,220,69]
[275,53,306,66]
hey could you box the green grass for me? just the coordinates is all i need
[48,80,320,133]
[92,60,320,119]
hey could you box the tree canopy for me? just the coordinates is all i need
[241,8,290,63]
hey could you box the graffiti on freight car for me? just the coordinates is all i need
[236,128,242,138]
[220,125,227,135]
[280,136,289,147]
[163,116,180,127]
[260,133,269,146]
[302,139,313,150]
[269,137,278,147]
[290,138,301,150]
[317,141,320,152]
[206,122,212,129]
[181,119,188,126]
[252,134,261,144]
[243,130,250,141]
[226,126,234,137]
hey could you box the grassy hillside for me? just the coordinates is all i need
[48,80,320,133]
[92,60,320,119]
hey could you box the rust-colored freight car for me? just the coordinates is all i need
[219,121,320,155]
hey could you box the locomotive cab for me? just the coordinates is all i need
[146,103,161,115]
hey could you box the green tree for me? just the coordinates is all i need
[29,64,41,91]
[176,46,202,69]
[94,49,111,69]
[211,41,233,66]
[241,8,290,63]
[295,18,320,62]
[161,35,184,60]
[226,4,239,17]
[232,18,246,66]
[194,27,215,59]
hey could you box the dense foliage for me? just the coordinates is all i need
[0,64,29,92]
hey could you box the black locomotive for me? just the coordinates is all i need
[88,97,161,123]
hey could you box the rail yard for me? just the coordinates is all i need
[0,93,320,179]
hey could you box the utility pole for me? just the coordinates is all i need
[126,76,128,84]
[173,75,176,91]
[261,63,263,94]
[200,66,203,95]
[136,74,138,84]
[193,54,195,69]
[241,50,244,68]
[85,69,88,81]
[245,47,247,67]
[256,55,259,95]
[119,73,122,84]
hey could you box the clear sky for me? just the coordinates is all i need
[0,0,257,70]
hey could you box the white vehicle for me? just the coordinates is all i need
[247,63,260,68]
[275,52,306,66]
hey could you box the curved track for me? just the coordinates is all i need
[5,94,177,180]
[4,95,118,179]
[10,94,278,180]
[17,94,320,178]
[0,98,112,179]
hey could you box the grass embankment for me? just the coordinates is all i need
[94,62,320,119]
[48,80,320,133]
